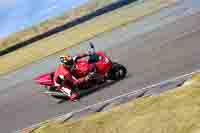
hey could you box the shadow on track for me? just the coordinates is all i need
[57,74,131,104]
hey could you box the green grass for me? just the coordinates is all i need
[28,73,200,133]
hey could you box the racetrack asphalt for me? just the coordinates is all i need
[1,4,200,133]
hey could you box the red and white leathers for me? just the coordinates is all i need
[53,64,87,100]
[54,53,97,100]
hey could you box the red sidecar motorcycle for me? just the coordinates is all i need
[34,43,127,101]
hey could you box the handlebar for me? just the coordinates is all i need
[89,42,95,54]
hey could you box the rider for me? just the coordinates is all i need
[53,54,95,101]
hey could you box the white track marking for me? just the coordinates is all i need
[15,69,199,133]
[71,70,199,114]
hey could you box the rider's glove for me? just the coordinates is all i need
[72,56,78,62]
[85,72,95,81]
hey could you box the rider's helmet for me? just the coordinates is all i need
[60,55,73,68]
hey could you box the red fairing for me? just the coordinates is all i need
[53,64,73,86]
[73,60,91,78]
[95,52,112,75]
[53,64,86,87]
[53,64,69,82]
[34,72,54,86]
[74,52,112,77]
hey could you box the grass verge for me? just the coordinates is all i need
[0,0,115,51]
[0,0,177,75]
[22,73,200,133]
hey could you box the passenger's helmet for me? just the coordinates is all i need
[60,55,73,67]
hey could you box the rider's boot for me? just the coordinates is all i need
[69,93,79,101]
[69,86,80,101]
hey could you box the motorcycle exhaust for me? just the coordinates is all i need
[42,91,66,97]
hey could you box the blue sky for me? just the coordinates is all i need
[0,0,89,38]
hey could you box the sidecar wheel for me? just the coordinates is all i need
[108,63,127,80]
